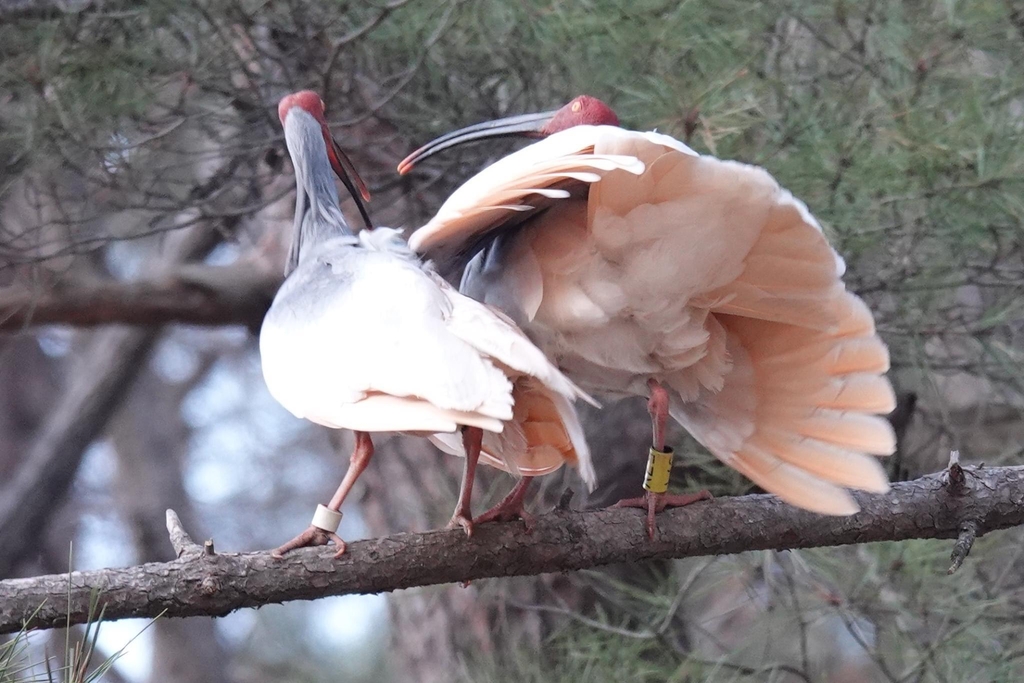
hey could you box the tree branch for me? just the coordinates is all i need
[0,263,281,332]
[2,464,1022,634]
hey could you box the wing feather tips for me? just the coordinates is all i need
[729,444,861,515]
[409,145,645,258]
[548,389,597,490]
[756,430,891,493]
[673,309,896,513]
[307,394,507,434]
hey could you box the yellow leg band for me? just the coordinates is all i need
[643,447,674,494]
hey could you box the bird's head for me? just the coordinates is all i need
[279,91,374,273]
[278,90,327,126]
[543,95,619,133]
[279,90,372,228]
[397,95,619,174]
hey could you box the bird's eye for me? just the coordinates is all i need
[571,101,582,113]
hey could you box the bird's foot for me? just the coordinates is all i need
[447,511,474,538]
[613,489,713,540]
[271,525,347,559]
[473,496,535,532]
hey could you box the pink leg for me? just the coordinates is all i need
[447,427,482,537]
[613,379,712,539]
[647,377,670,451]
[272,431,374,559]
[473,476,535,531]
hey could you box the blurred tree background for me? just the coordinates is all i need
[1,0,1023,680]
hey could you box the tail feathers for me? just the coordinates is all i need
[757,408,896,455]
[759,373,896,413]
[505,377,595,489]
[428,432,514,473]
[756,335,890,376]
[671,305,895,515]
[547,388,597,490]
[756,429,890,492]
[728,443,861,515]
[427,377,597,491]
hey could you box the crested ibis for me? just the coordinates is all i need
[260,91,595,556]
[399,95,896,538]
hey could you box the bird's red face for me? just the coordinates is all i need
[542,96,619,134]
[278,90,326,126]
[278,90,372,227]
[397,95,621,175]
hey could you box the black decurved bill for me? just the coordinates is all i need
[397,110,558,175]
[327,135,373,230]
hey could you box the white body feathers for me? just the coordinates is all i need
[260,228,596,487]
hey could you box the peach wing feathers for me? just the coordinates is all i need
[652,159,894,514]
[412,125,895,514]
[408,125,645,267]
[587,130,896,513]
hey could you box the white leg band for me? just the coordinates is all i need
[311,504,342,533]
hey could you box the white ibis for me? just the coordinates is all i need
[260,91,595,556]
[399,95,896,538]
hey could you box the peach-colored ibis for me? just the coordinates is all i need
[400,95,896,538]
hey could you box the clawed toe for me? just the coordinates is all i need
[612,496,648,510]
[474,505,534,531]
[612,489,713,540]
[272,525,346,559]
[448,513,474,538]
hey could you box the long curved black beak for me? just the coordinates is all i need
[326,133,373,230]
[397,109,558,175]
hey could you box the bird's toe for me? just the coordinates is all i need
[271,525,339,558]
[447,514,474,538]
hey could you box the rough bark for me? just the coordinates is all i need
[1,464,1021,635]
[0,263,281,332]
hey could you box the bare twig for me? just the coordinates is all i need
[165,510,201,560]
[2,465,1023,634]
[947,522,978,575]
[943,450,981,574]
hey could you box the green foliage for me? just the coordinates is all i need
[0,594,158,683]
[465,539,1024,682]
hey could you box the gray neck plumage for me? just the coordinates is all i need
[283,109,353,275]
